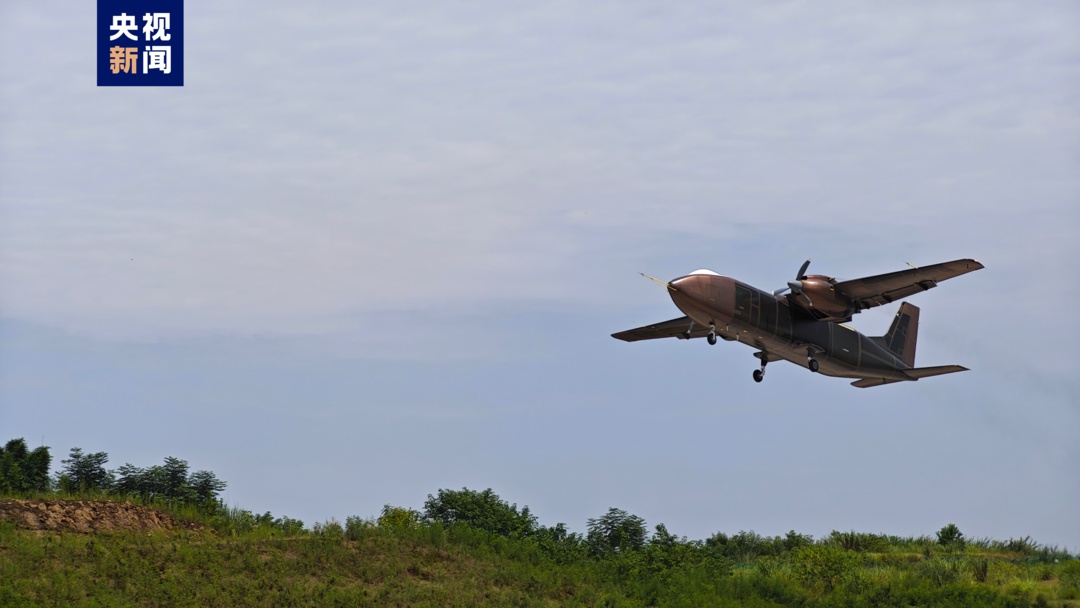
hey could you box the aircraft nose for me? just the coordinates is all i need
[668,272,735,324]
[670,274,708,302]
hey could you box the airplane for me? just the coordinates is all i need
[612,259,984,387]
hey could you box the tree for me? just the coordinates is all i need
[377,504,421,529]
[59,447,112,493]
[937,523,965,548]
[423,488,537,537]
[162,457,191,499]
[0,438,51,493]
[188,469,226,503]
[534,522,587,563]
[112,459,226,504]
[587,507,647,556]
[113,463,147,496]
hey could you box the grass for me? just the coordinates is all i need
[1,497,1078,607]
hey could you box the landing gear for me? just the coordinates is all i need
[707,332,717,345]
[683,319,696,340]
[752,352,768,383]
[806,347,820,373]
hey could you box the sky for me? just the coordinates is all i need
[1,2,1078,549]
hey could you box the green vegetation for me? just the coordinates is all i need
[1,439,1077,606]
[0,438,51,494]
[53,444,227,508]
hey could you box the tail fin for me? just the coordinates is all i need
[879,302,919,367]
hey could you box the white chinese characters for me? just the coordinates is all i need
[144,46,171,74]
[109,13,138,41]
[107,12,173,75]
[142,13,171,41]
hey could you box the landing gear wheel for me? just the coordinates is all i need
[808,359,819,373]
[752,369,764,383]
[707,332,717,345]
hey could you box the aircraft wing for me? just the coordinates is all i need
[611,316,712,342]
[833,258,983,309]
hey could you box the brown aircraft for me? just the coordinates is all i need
[612,259,984,387]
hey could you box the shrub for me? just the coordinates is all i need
[790,545,858,591]
[587,508,647,556]
[827,530,888,553]
[1059,560,1080,592]
[1003,536,1039,554]
[423,488,537,538]
[972,557,989,583]
[313,519,344,539]
[783,530,812,552]
[377,505,420,530]
[705,530,782,561]
[917,557,967,587]
[345,515,374,540]
[936,523,965,550]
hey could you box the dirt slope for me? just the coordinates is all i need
[0,499,202,533]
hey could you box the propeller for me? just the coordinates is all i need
[773,259,813,307]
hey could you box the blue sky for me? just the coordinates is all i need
[2,2,1078,548]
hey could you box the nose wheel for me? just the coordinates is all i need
[707,331,717,345]
[752,352,767,383]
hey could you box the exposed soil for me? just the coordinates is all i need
[0,499,203,533]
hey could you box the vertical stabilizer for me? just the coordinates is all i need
[882,302,919,367]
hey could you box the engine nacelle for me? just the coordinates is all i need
[791,275,854,321]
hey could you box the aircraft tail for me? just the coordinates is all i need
[877,302,919,367]
[850,365,969,388]
[902,365,969,379]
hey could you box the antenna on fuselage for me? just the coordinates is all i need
[640,272,675,292]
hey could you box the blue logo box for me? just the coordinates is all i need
[97,0,184,86]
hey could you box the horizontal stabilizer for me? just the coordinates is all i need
[903,365,968,380]
[851,377,907,388]
[852,365,968,388]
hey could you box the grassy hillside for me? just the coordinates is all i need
[1,497,1078,607]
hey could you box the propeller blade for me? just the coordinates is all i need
[776,260,811,298]
[796,259,811,280]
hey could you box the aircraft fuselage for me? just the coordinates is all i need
[669,271,912,380]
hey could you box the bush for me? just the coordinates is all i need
[377,505,421,530]
[790,545,858,591]
[345,515,374,540]
[423,488,537,538]
[0,439,51,494]
[917,557,967,587]
[706,530,783,561]
[1060,560,1080,592]
[972,557,989,583]
[587,508,647,556]
[828,530,889,553]
[936,523,965,550]
[313,519,344,539]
